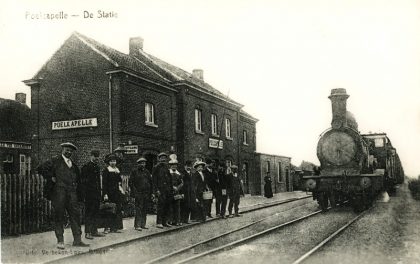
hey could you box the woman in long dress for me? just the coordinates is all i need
[102,154,124,232]
[264,173,273,198]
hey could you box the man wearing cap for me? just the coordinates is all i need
[42,142,89,249]
[129,157,152,231]
[81,150,105,239]
[152,152,172,228]
[227,165,243,217]
[192,161,208,222]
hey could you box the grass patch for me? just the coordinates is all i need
[408,178,420,200]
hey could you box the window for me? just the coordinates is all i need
[266,160,270,173]
[20,155,26,176]
[3,154,14,174]
[225,118,231,138]
[243,130,248,145]
[226,159,233,174]
[374,138,384,147]
[3,154,13,163]
[195,109,202,132]
[211,114,218,135]
[145,103,156,125]
[278,162,283,183]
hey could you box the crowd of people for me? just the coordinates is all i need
[39,142,245,250]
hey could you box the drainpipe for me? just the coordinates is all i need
[108,75,113,153]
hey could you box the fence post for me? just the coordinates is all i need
[31,174,35,232]
[1,174,6,235]
[7,174,11,235]
[35,174,40,231]
[17,174,22,234]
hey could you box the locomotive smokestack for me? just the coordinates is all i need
[329,88,349,129]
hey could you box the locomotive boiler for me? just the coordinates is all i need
[304,88,404,211]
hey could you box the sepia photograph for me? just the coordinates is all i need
[1,0,419,263]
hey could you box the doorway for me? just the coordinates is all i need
[144,153,157,172]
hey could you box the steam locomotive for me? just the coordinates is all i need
[303,88,404,211]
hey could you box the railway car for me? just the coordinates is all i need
[303,88,404,211]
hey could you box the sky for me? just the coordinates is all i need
[1,0,419,177]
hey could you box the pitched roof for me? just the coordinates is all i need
[73,32,171,84]
[0,98,31,142]
[240,109,258,122]
[74,32,245,107]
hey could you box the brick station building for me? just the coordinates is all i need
[24,32,259,193]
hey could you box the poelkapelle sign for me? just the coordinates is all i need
[52,118,98,130]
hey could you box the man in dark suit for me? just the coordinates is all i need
[193,161,208,222]
[42,142,89,249]
[180,160,194,224]
[129,157,152,231]
[203,159,217,218]
[228,165,243,217]
[152,152,172,228]
[217,161,230,218]
[81,150,104,239]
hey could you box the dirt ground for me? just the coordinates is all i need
[310,182,420,264]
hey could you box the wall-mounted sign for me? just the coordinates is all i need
[124,145,138,154]
[209,138,223,149]
[52,118,98,130]
[0,141,31,149]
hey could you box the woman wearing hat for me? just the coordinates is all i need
[102,154,124,232]
[192,161,209,222]
[168,159,183,226]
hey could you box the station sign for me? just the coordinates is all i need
[52,118,98,130]
[209,138,223,149]
[124,145,138,154]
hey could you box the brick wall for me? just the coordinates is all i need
[181,86,242,164]
[257,153,292,195]
[30,35,116,167]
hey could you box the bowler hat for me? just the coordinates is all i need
[60,142,77,150]
[193,161,206,168]
[158,152,168,158]
[137,157,147,163]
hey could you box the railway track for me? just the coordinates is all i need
[292,208,369,264]
[177,203,368,264]
[144,205,322,264]
[49,195,312,264]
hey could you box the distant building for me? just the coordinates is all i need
[254,153,292,195]
[24,32,258,192]
[0,93,31,175]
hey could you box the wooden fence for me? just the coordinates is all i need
[1,174,53,236]
[1,174,135,237]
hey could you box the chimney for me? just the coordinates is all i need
[192,69,204,80]
[328,88,349,129]
[15,93,26,104]
[129,37,144,57]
